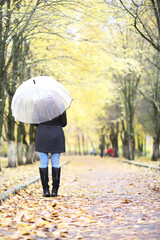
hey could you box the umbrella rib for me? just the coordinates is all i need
[34,84,52,122]
[34,100,40,124]
[57,87,73,108]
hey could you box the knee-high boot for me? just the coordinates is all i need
[51,167,61,197]
[39,167,50,197]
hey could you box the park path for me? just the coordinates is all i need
[0,156,160,240]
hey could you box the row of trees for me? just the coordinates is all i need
[0,0,85,169]
[0,0,107,169]
[97,0,160,160]
[1,0,160,170]
[0,0,41,169]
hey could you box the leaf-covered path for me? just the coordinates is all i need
[0,156,160,239]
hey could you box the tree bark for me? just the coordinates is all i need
[110,123,119,157]
[17,142,24,166]
[137,134,143,157]
[26,144,34,164]
[123,142,128,158]
[0,3,6,139]
[17,122,24,165]
[26,125,36,164]
[8,140,16,167]
[121,120,128,158]
[82,134,86,155]
[151,47,160,161]
[7,95,16,167]
[131,136,135,160]
[0,88,5,138]
[0,138,2,171]
[151,130,160,161]
[144,135,147,157]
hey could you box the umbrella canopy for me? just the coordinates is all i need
[11,76,72,124]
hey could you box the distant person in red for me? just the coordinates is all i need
[106,147,114,157]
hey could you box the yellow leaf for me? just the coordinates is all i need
[36,221,48,227]
[22,230,30,235]
[18,223,30,227]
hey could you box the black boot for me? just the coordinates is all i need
[39,167,50,197]
[51,167,61,197]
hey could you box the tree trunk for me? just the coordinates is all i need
[0,88,5,138]
[7,32,20,168]
[131,136,135,160]
[144,135,147,157]
[17,122,24,165]
[77,134,81,155]
[30,125,36,162]
[24,144,28,163]
[33,151,37,162]
[126,135,135,160]
[25,125,36,164]
[74,140,77,155]
[34,151,40,161]
[126,116,135,160]
[127,137,131,160]
[7,95,16,167]
[86,137,89,155]
[7,104,16,167]
[110,123,119,157]
[114,122,119,157]
[26,144,34,164]
[151,46,160,161]
[151,102,160,161]
[151,131,160,161]
[137,134,143,157]
[0,4,6,140]
[121,120,128,158]
[152,141,158,161]
[21,123,28,164]
[82,134,86,155]
[123,141,128,158]
[8,140,16,167]
[0,139,1,171]
[17,142,23,165]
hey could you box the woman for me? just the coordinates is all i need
[35,111,67,197]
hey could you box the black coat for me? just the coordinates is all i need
[35,111,67,153]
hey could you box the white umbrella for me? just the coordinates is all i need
[11,76,72,124]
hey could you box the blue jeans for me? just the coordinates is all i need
[39,152,60,168]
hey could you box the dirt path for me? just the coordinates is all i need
[0,156,160,239]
